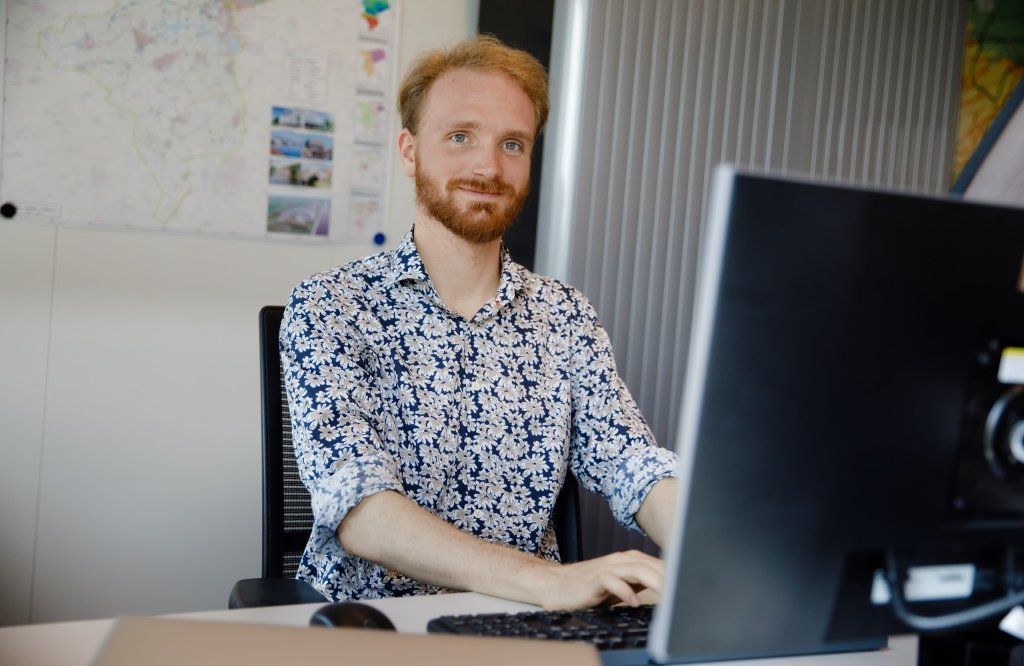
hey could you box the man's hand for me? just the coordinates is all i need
[534,549,665,610]
[534,477,679,610]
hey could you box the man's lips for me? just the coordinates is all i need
[448,178,513,198]
[458,186,503,197]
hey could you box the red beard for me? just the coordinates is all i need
[415,168,529,244]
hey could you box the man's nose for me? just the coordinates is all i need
[472,145,501,180]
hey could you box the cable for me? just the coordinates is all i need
[885,550,1024,632]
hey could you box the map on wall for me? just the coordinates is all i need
[0,0,398,244]
[952,0,1024,187]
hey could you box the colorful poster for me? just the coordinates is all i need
[952,0,1024,186]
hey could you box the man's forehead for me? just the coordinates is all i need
[420,68,536,133]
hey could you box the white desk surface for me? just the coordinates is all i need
[0,592,918,666]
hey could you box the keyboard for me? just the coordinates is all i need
[427,604,654,663]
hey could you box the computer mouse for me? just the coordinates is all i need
[309,601,397,630]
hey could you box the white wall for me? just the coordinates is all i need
[0,0,479,625]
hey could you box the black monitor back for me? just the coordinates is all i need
[648,168,1024,663]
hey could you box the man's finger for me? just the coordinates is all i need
[601,561,664,595]
[597,572,642,607]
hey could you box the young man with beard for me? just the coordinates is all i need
[281,35,679,610]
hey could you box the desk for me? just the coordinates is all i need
[0,592,918,666]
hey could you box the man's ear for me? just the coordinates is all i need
[397,128,416,177]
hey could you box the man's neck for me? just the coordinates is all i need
[413,214,502,320]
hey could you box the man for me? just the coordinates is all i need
[281,34,679,611]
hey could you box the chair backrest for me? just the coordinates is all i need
[258,305,582,580]
[553,465,582,563]
[260,305,314,578]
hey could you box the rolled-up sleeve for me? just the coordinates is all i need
[566,293,678,533]
[280,280,404,558]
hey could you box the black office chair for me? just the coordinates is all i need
[229,305,582,608]
[228,305,328,608]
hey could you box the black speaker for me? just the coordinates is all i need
[952,340,1024,520]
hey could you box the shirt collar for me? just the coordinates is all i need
[386,230,428,287]
[496,244,527,307]
[385,227,530,310]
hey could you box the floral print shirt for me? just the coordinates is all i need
[281,230,678,601]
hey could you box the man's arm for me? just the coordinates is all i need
[338,490,666,610]
[635,477,679,549]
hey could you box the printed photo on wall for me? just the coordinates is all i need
[267,195,330,237]
[349,192,383,238]
[269,157,332,189]
[270,129,333,161]
[271,106,335,132]
[360,0,393,39]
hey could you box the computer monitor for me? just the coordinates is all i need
[647,167,1024,663]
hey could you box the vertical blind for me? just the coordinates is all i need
[536,0,968,558]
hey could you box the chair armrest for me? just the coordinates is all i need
[228,577,326,609]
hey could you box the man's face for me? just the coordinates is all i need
[400,68,535,244]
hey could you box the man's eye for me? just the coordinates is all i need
[450,133,468,143]
[504,141,523,152]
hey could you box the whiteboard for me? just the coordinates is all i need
[0,0,399,245]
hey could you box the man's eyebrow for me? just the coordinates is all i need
[504,129,535,143]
